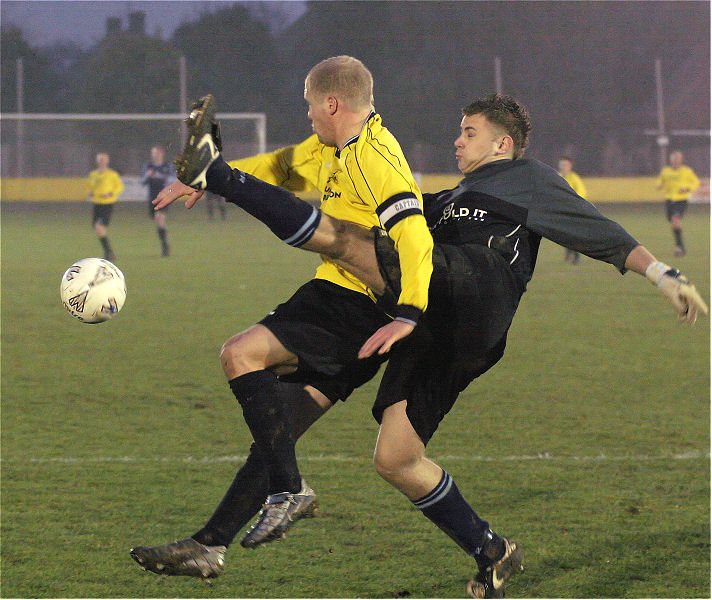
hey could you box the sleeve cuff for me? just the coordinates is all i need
[393,304,422,325]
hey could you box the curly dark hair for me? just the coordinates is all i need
[462,94,532,159]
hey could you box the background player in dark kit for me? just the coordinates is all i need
[141,145,176,256]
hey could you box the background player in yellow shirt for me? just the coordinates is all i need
[656,150,700,256]
[88,151,123,261]
[558,156,587,264]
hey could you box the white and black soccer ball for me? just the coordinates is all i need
[60,258,126,323]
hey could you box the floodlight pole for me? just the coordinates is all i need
[16,57,25,177]
[179,56,187,147]
[644,59,709,159]
[494,57,503,95]
[654,58,668,170]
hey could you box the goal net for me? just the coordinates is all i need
[1,112,266,199]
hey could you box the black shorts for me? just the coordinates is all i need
[372,234,522,444]
[260,279,391,403]
[665,199,688,221]
[92,203,114,226]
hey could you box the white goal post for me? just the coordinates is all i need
[0,112,266,179]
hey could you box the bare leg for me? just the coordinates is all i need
[153,210,170,255]
[220,324,298,379]
[372,400,443,499]
[671,214,685,255]
[94,221,115,259]
[373,400,509,575]
[303,215,387,295]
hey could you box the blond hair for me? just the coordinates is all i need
[305,56,374,110]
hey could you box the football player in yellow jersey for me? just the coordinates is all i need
[558,157,587,264]
[88,152,123,261]
[131,56,434,575]
[226,92,432,318]
[656,150,700,256]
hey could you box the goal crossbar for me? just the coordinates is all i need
[0,112,265,121]
[0,112,267,155]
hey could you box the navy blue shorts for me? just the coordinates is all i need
[372,234,523,444]
[260,279,391,403]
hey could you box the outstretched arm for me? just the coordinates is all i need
[154,180,204,209]
[625,244,708,324]
[623,244,656,275]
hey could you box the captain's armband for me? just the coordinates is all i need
[376,193,422,231]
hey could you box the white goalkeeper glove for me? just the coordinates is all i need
[645,261,708,324]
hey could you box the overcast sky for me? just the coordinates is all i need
[1,0,306,47]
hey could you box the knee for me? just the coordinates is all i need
[372,444,419,484]
[220,333,260,378]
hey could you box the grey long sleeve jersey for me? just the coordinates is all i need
[423,158,639,292]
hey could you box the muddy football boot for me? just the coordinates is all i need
[175,94,222,190]
[240,478,318,548]
[130,537,226,579]
[466,538,523,598]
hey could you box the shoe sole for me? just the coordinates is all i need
[186,95,215,139]
[496,543,523,586]
[466,540,523,599]
[175,95,217,187]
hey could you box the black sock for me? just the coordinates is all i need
[192,442,268,547]
[157,227,167,245]
[100,236,112,254]
[229,371,302,495]
[192,384,314,548]
[413,471,505,571]
[206,157,321,247]
[673,228,684,249]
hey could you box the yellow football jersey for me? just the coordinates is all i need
[657,165,700,201]
[88,168,124,205]
[229,113,433,316]
[562,171,587,199]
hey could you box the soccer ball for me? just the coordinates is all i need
[60,258,126,323]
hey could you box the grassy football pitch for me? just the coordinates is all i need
[1,201,709,598]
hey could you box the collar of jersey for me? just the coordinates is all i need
[463,158,515,180]
[335,110,376,158]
